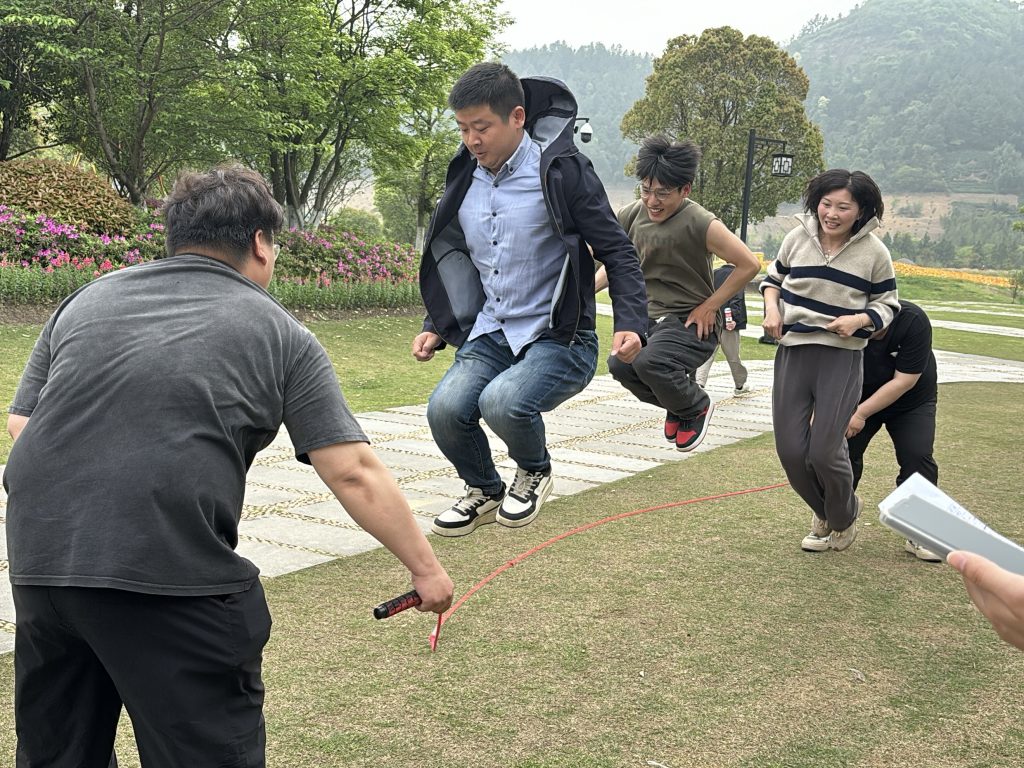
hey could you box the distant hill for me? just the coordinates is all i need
[501,43,653,194]
[789,0,1024,194]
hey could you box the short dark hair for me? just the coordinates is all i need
[163,163,283,262]
[804,169,884,234]
[635,135,701,189]
[448,62,524,120]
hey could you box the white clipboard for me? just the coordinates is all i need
[878,473,1024,576]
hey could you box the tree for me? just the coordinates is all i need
[45,0,238,204]
[621,27,824,233]
[234,0,505,229]
[373,105,461,249]
[0,2,75,160]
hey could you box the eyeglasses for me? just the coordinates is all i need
[637,185,680,202]
[273,243,281,258]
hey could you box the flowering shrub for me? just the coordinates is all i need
[276,225,418,285]
[0,204,165,276]
[0,204,422,310]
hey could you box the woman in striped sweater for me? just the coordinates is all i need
[760,169,899,553]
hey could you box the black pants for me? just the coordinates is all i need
[848,400,938,490]
[607,315,716,420]
[13,582,272,768]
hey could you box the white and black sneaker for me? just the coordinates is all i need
[497,467,553,528]
[431,484,505,537]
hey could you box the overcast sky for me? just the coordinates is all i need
[497,0,863,55]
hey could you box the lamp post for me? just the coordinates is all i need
[739,128,793,243]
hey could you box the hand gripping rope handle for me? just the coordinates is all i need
[372,590,422,619]
[373,590,443,651]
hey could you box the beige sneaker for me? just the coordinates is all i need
[904,539,942,562]
[801,514,831,552]
[828,495,863,552]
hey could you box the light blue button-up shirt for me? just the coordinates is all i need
[458,131,566,356]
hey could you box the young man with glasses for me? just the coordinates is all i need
[596,135,759,450]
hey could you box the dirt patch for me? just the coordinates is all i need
[0,303,57,325]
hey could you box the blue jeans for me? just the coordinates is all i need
[427,330,599,494]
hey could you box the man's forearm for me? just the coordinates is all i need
[310,443,445,577]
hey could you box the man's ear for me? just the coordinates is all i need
[510,105,526,129]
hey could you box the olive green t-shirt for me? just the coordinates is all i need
[617,198,717,319]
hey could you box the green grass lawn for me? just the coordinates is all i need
[2,285,1023,765]
[1,382,1018,766]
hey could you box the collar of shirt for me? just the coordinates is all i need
[474,131,536,183]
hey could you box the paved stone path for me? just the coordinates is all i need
[1,329,1023,654]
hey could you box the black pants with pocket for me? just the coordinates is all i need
[608,315,717,420]
[13,581,272,768]
[847,400,938,490]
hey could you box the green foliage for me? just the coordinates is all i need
[0,2,76,160]
[267,279,421,311]
[372,106,460,249]
[502,43,653,191]
[0,158,141,233]
[621,27,825,231]
[327,208,384,242]
[45,0,238,204]
[791,0,1024,193]
[238,0,507,228]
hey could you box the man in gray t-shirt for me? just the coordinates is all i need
[4,165,452,767]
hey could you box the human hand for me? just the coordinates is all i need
[611,331,642,364]
[845,412,866,438]
[412,332,443,362]
[684,303,717,340]
[948,551,1024,651]
[826,313,868,338]
[411,566,455,614]
[761,309,783,340]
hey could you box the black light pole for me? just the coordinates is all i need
[739,128,793,243]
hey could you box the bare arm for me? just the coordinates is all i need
[308,441,453,613]
[594,265,609,293]
[7,414,29,443]
[685,221,760,339]
[845,371,921,437]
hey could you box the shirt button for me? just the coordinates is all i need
[491,240,497,245]
[493,269,499,275]
[492,211,497,217]
[496,297,501,302]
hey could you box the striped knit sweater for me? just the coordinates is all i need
[759,213,899,350]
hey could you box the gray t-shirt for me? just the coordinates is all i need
[3,255,367,596]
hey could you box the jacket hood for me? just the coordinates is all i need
[522,76,580,156]
[794,211,880,243]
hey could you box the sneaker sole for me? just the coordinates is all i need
[431,509,497,537]
[801,535,830,552]
[676,401,715,452]
[496,482,553,528]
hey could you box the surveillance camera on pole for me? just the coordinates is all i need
[574,119,593,144]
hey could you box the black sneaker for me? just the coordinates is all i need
[674,402,715,452]
[431,484,505,537]
[496,467,553,528]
